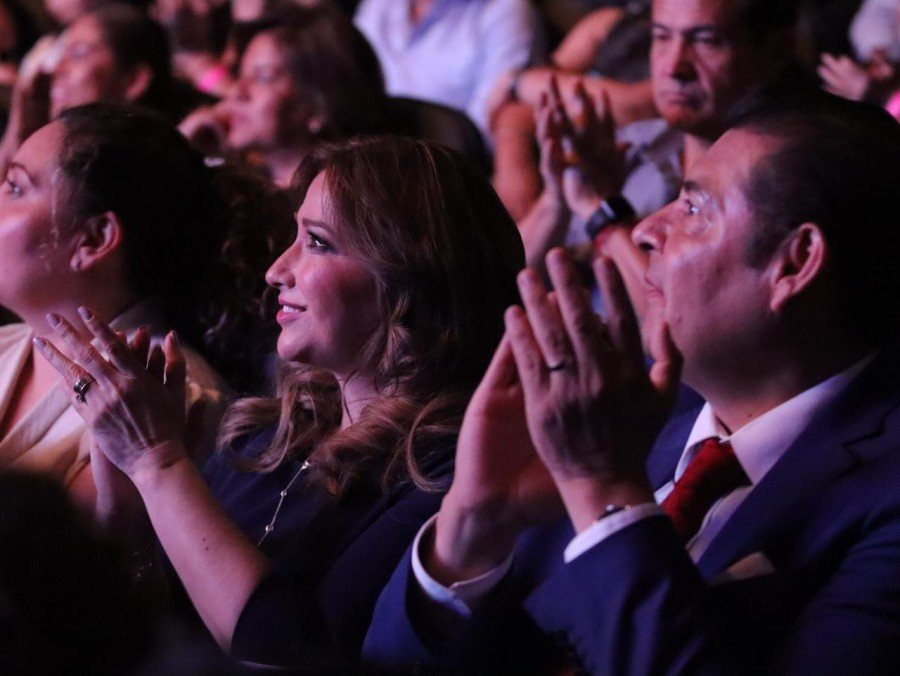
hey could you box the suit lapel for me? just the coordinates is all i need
[696,351,900,578]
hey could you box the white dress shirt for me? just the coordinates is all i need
[355,0,540,138]
[850,0,900,62]
[414,355,875,614]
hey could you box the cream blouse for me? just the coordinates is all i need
[0,301,231,487]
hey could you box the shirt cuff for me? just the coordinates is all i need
[410,514,514,618]
[563,504,665,563]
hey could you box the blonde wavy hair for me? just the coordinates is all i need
[218,137,524,496]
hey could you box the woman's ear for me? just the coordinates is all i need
[123,63,153,103]
[70,211,123,272]
[769,222,828,313]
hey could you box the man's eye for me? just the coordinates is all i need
[684,199,699,215]
[693,35,725,48]
[4,179,22,196]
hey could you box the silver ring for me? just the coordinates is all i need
[546,360,568,372]
[73,375,95,403]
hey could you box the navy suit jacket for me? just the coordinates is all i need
[363,352,900,674]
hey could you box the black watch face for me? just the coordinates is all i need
[607,196,636,221]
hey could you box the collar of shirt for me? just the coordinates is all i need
[671,353,876,487]
[389,0,474,41]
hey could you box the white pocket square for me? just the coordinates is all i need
[710,552,776,585]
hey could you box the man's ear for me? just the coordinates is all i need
[307,113,325,136]
[769,223,828,313]
[123,63,153,103]
[70,211,123,273]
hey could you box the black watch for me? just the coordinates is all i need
[584,195,636,240]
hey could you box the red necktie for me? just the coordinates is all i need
[661,437,750,543]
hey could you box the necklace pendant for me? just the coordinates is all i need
[258,459,312,547]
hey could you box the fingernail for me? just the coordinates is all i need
[505,305,525,323]
[169,330,179,345]
[45,313,60,327]
[32,337,46,349]
[77,306,93,321]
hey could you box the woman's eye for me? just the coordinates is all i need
[253,68,279,84]
[306,231,331,250]
[65,43,93,61]
[4,179,22,196]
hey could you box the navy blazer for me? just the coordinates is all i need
[201,431,454,668]
[363,352,900,674]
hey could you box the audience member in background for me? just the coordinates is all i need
[0,471,153,676]
[151,0,232,96]
[36,136,525,668]
[365,88,900,676]
[50,4,191,118]
[817,0,899,116]
[0,4,200,173]
[490,0,657,219]
[0,0,45,87]
[180,5,388,187]
[518,0,800,314]
[849,0,899,65]
[354,0,541,142]
[0,105,228,507]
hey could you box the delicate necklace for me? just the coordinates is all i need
[257,459,311,546]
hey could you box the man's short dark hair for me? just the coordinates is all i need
[731,85,900,345]
[734,0,799,42]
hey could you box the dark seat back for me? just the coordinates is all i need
[385,96,491,174]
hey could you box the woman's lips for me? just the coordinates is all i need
[276,300,306,323]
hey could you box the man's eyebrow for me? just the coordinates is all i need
[651,22,723,34]
[682,179,705,195]
[685,25,723,35]
[683,179,721,210]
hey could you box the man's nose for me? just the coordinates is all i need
[667,36,697,83]
[632,207,670,253]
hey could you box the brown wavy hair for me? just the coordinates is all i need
[231,5,389,143]
[198,163,294,395]
[218,136,524,495]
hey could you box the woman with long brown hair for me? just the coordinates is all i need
[37,135,524,667]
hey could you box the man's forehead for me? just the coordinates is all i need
[652,0,741,31]
[686,129,778,200]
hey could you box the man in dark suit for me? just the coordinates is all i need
[363,92,900,673]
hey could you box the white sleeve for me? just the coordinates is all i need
[468,0,543,138]
[409,514,514,617]
[850,0,898,61]
[564,503,665,563]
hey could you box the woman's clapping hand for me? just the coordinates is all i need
[34,307,189,480]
